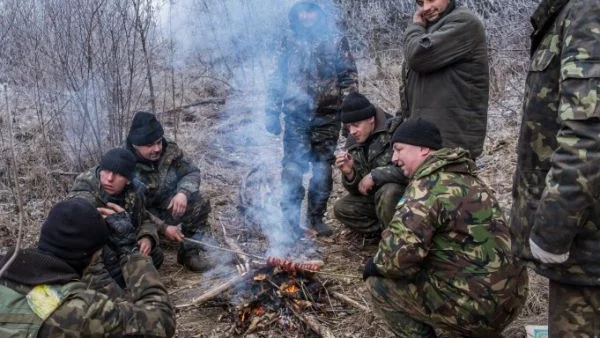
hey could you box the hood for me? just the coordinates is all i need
[0,248,79,286]
[288,1,329,39]
[428,0,456,24]
[413,147,475,180]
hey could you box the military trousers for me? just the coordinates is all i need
[333,183,404,233]
[548,280,600,337]
[148,191,211,238]
[280,104,340,228]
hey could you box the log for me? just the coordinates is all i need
[286,300,335,338]
[331,292,370,312]
[175,272,248,309]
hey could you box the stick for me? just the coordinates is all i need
[286,301,335,338]
[183,237,266,261]
[331,292,370,312]
[175,273,249,309]
[220,219,250,272]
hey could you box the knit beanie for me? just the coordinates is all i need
[38,198,110,274]
[127,111,164,146]
[340,92,376,123]
[391,118,443,150]
[99,148,137,181]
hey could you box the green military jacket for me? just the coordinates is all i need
[0,249,175,337]
[128,139,201,211]
[510,0,600,285]
[68,166,159,245]
[400,0,489,159]
[343,109,407,195]
[374,148,524,309]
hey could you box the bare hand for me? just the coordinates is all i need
[138,236,152,256]
[358,174,375,196]
[168,192,188,219]
[97,202,126,218]
[413,8,426,25]
[164,225,185,242]
[335,152,354,180]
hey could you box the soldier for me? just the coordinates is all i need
[364,119,528,337]
[68,147,163,288]
[0,198,175,337]
[265,1,358,237]
[510,0,600,336]
[126,111,212,272]
[400,0,488,159]
[333,93,407,239]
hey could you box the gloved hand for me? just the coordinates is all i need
[362,257,384,281]
[105,212,138,256]
[265,110,281,135]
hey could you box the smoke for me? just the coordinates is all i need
[158,0,341,258]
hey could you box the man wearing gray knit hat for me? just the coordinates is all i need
[333,93,407,240]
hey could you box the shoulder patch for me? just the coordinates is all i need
[26,284,63,320]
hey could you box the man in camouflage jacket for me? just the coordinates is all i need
[0,198,175,337]
[364,119,528,337]
[510,0,600,335]
[68,148,162,289]
[399,0,488,159]
[333,93,407,237]
[265,1,358,236]
[126,111,212,272]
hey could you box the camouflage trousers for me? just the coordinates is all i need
[280,104,341,227]
[333,183,405,233]
[367,269,528,337]
[548,280,600,337]
[149,191,211,238]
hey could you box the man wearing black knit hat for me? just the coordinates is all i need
[68,147,163,288]
[363,118,528,337]
[126,111,212,272]
[0,198,175,337]
[333,92,407,240]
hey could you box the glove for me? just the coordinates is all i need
[105,212,138,256]
[265,110,281,135]
[362,257,384,281]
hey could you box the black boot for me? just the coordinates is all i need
[177,244,212,272]
[310,216,333,237]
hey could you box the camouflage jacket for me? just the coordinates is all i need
[128,139,201,210]
[400,0,488,159]
[68,166,158,246]
[0,249,175,337]
[510,0,600,285]
[267,30,358,119]
[343,109,407,195]
[374,148,522,288]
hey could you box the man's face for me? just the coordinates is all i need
[417,0,450,23]
[347,117,375,144]
[132,137,163,161]
[391,142,430,178]
[298,9,318,28]
[99,170,129,196]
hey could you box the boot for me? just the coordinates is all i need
[310,216,333,237]
[177,244,212,272]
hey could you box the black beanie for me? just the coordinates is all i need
[391,118,443,150]
[38,198,109,274]
[340,92,376,123]
[127,111,164,146]
[99,148,136,181]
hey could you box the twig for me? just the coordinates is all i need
[175,272,249,309]
[160,97,226,115]
[220,218,250,272]
[331,292,370,312]
[0,83,25,279]
[286,300,335,338]
[183,237,266,261]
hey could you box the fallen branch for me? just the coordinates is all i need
[160,97,226,115]
[175,272,249,309]
[286,300,335,338]
[331,292,370,312]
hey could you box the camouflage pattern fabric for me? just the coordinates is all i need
[39,254,175,337]
[68,167,162,288]
[510,0,600,286]
[128,139,210,237]
[548,280,600,337]
[370,148,528,336]
[401,0,489,159]
[334,111,407,233]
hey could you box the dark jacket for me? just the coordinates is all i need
[510,0,600,286]
[343,108,407,195]
[401,0,489,158]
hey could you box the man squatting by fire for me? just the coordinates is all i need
[265,1,358,237]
